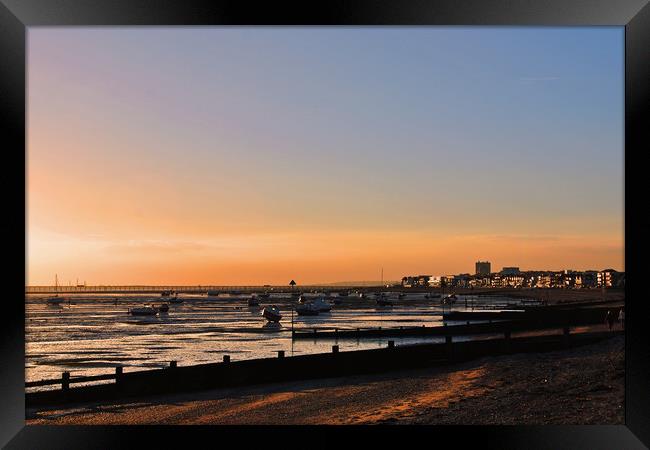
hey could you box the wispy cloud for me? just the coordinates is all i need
[105,240,210,255]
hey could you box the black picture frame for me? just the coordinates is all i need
[2,0,648,448]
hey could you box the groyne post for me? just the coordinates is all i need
[502,330,512,353]
[115,366,123,385]
[277,350,285,358]
[169,361,177,369]
[332,345,339,354]
[445,335,453,360]
[62,372,70,391]
[223,355,230,363]
[563,326,571,347]
[388,340,395,348]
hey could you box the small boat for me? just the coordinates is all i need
[161,290,172,297]
[46,296,65,305]
[46,274,66,304]
[376,294,393,307]
[295,303,320,316]
[248,295,260,307]
[312,297,332,312]
[358,292,366,298]
[338,291,350,298]
[297,295,307,304]
[129,306,158,316]
[158,304,169,313]
[168,296,183,304]
[207,290,220,297]
[262,305,282,322]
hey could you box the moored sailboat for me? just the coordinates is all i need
[46,274,66,305]
[295,302,319,316]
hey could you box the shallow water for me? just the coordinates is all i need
[25,293,534,386]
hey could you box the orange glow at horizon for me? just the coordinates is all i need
[27,226,623,285]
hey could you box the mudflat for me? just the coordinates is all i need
[27,333,624,425]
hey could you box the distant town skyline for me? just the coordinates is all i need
[27,27,624,285]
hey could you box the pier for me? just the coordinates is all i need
[25,284,599,295]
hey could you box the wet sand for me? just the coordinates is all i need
[27,332,624,425]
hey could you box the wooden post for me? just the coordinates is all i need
[223,355,230,363]
[563,326,570,347]
[503,330,512,353]
[115,366,123,384]
[332,345,339,354]
[62,372,70,391]
[170,361,177,369]
[388,340,395,348]
[277,350,285,358]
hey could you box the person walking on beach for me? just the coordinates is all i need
[618,307,625,330]
[606,309,615,331]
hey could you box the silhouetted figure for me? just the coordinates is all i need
[606,309,615,331]
[618,307,625,330]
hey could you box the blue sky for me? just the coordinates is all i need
[27,27,624,284]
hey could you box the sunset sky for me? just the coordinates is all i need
[27,27,624,286]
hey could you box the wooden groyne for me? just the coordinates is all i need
[291,304,618,340]
[444,304,619,322]
[293,320,557,340]
[26,329,622,408]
